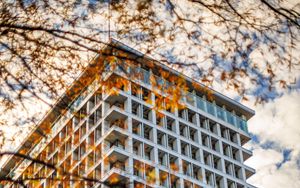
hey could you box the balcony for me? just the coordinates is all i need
[182,160,192,177]
[104,89,128,112]
[245,165,255,179]
[184,180,194,188]
[157,130,166,147]
[158,150,168,167]
[102,167,130,188]
[192,164,203,181]
[191,146,200,161]
[170,175,181,188]
[213,155,222,171]
[133,159,144,178]
[103,128,129,154]
[132,118,142,136]
[102,146,130,187]
[133,139,143,157]
[144,144,154,162]
[143,123,153,141]
[145,165,156,185]
[205,170,215,187]
[242,149,252,162]
[166,116,176,132]
[167,135,177,152]
[159,170,169,187]
[103,107,128,133]
[180,141,189,157]
[169,154,179,172]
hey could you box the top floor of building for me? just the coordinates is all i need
[99,39,254,131]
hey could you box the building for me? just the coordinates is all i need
[0,39,255,188]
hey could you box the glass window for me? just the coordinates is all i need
[216,106,225,121]
[243,121,248,133]
[142,69,151,85]
[186,92,195,106]
[156,76,164,87]
[104,60,110,71]
[226,111,235,126]
[196,97,205,111]
[207,102,215,116]
[237,118,248,133]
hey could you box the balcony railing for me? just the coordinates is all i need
[105,61,249,134]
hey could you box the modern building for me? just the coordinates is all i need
[0,39,255,188]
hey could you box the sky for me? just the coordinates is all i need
[245,91,300,187]
[1,0,300,187]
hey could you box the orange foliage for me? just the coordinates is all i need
[146,168,156,184]
[108,173,119,184]
[135,182,145,188]
[160,171,168,182]
[170,163,179,172]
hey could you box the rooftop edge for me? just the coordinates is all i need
[109,38,255,120]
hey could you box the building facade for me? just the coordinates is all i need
[0,39,255,188]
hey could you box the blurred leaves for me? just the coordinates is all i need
[0,0,299,185]
[0,0,299,113]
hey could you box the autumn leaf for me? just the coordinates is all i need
[146,168,156,183]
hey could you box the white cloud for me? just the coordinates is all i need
[245,91,300,188]
[246,147,283,170]
[246,144,300,188]
[248,91,300,150]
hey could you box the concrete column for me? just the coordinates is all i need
[178,159,184,187]
[212,100,217,116]
[125,97,132,114]
[223,177,228,188]
[221,158,226,174]
[222,105,228,122]
[216,123,221,137]
[151,93,156,124]
[192,90,197,107]
[101,102,106,136]
[236,133,242,147]
[126,78,131,95]
[127,116,132,134]
[202,95,208,112]
[201,165,207,185]
[174,106,179,118]
[195,114,202,146]
[175,120,181,151]
[154,148,160,186]
[232,110,237,127]
[241,168,246,181]
[128,156,134,188]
